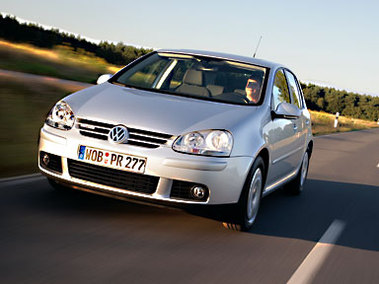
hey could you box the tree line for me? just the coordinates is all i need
[0,14,152,66]
[301,83,378,121]
[0,14,378,121]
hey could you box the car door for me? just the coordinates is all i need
[264,69,300,185]
[284,69,308,167]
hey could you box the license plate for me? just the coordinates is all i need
[78,145,147,174]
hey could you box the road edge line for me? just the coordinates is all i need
[0,173,42,183]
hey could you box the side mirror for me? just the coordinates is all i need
[97,74,113,85]
[271,102,301,120]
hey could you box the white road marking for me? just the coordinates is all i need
[0,173,41,182]
[287,219,346,284]
[0,173,44,187]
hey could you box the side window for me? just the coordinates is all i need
[285,70,302,109]
[272,69,290,111]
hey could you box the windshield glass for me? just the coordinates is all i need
[112,52,267,105]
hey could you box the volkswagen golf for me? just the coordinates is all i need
[38,49,313,231]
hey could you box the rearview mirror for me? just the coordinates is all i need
[97,74,113,85]
[271,102,301,120]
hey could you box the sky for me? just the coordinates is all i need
[2,0,379,96]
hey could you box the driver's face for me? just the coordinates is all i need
[245,79,260,102]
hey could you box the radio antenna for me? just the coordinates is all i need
[253,36,262,58]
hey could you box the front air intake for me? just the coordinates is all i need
[67,159,159,194]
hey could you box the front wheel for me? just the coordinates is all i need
[223,157,265,231]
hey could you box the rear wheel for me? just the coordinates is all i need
[223,157,265,231]
[287,151,309,195]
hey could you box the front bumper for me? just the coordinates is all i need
[38,125,253,205]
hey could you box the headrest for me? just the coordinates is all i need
[183,69,203,86]
[207,84,224,96]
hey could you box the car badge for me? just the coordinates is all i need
[108,125,129,144]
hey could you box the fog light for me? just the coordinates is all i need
[191,186,206,199]
[42,153,50,166]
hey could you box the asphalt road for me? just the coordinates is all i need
[1,129,378,283]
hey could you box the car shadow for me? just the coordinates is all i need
[243,179,378,251]
[13,177,379,252]
[253,179,379,251]
[172,178,379,252]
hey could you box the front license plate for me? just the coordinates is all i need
[78,145,147,174]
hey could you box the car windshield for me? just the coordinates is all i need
[112,52,267,105]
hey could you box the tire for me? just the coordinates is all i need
[287,151,310,195]
[223,156,265,231]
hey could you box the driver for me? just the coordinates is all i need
[245,78,262,103]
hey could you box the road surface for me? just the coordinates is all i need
[1,129,378,283]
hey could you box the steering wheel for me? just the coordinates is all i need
[231,92,250,104]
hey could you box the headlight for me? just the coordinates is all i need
[45,101,75,130]
[173,130,233,157]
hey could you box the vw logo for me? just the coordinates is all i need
[108,125,129,144]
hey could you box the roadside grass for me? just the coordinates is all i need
[0,40,121,83]
[310,110,378,136]
[0,75,87,178]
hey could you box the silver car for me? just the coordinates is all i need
[38,49,313,231]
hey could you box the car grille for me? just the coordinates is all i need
[67,159,159,194]
[76,118,173,149]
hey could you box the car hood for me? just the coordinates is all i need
[64,83,258,135]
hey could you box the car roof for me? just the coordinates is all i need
[157,48,284,69]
